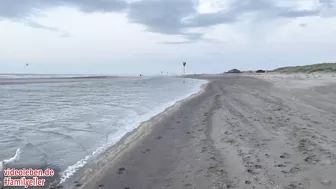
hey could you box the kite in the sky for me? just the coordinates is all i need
[26,63,28,66]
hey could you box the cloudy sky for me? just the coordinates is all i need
[0,0,336,75]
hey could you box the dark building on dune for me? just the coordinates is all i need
[256,70,266,73]
[227,69,241,73]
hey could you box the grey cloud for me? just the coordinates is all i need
[127,0,325,42]
[0,0,333,43]
[127,0,239,41]
[64,0,127,13]
[184,11,238,28]
[230,0,275,13]
[0,0,42,18]
[22,20,71,36]
[127,0,196,35]
[0,0,127,19]
[318,0,336,17]
[230,0,321,19]
[277,9,320,18]
[319,0,335,8]
[0,0,126,37]
[25,21,60,32]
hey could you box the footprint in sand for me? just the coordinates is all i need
[285,183,303,189]
[304,155,320,164]
[247,168,260,174]
[280,153,291,159]
[75,183,82,187]
[117,167,126,174]
[141,149,151,153]
[201,147,207,153]
[276,164,286,168]
[289,166,301,173]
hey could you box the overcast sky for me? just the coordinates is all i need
[0,0,336,75]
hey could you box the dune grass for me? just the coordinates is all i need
[273,63,336,73]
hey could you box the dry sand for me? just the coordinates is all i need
[66,74,336,189]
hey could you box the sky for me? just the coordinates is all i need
[0,0,336,75]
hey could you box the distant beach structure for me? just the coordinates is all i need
[182,62,187,83]
[256,70,266,73]
[226,69,241,73]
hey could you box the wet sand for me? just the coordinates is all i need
[68,74,336,189]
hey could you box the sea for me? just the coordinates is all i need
[0,74,206,184]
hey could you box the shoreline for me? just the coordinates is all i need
[57,80,210,189]
[1,77,207,189]
[62,74,336,189]
[68,75,227,189]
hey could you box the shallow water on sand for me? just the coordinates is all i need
[0,76,206,183]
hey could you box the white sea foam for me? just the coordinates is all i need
[0,76,207,184]
[58,78,207,183]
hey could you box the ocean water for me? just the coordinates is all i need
[0,76,206,183]
[0,74,101,79]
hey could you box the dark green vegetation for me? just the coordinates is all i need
[274,63,336,73]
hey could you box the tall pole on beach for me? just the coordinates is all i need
[183,62,186,83]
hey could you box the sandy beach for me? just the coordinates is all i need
[63,73,336,189]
